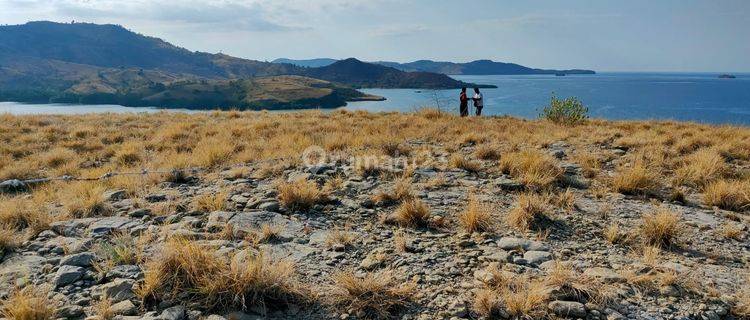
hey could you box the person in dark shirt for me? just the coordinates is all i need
[459,87,469,117]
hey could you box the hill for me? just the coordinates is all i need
[273,58,339,68]
[0,21,490,107]
[278,58,596,75]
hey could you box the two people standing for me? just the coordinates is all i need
[459,87,483,117]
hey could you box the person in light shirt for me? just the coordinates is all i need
[472,88,484,116]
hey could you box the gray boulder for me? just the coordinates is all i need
[549,300,587,318]
[54,265,84,287]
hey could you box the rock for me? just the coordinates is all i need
[496,237,549,251]
[228,211,302,240]
[583,267,625,284]
[549,301,587,318]
[204,316,227,320]
[0,179,27,194]
[60,252,96,267]
[225,312,264,320]
[145,193,167,202]
[110,300,138,316]
[54,265,84,287]
[88,217,141,236]
[57,305,85,318]
[0,254,45,292]
[105,265,143,280]
[98,279,136,302]
[496,177,524,191]
[360,253,385,270]
[257,201,280,212]
[206,211,236,231]
[485,250,511,263]
[104,189,127,201]
[128,208,152,218]
[160,305,186,320]
[523,251,552,265]
[550,149,566,159]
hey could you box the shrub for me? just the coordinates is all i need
[611,162,659,196]
[458,196,493,233]
[703,180,750,212]
[136,238,305,311]
[500,150,563,190]
[0,285,56,320]
[640,208,681,247]
[391,200,431,228]
[277,179,328,211]
[507,193,550,231]
[331,270,415,319]
[540,96,588,126]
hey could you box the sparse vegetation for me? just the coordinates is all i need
[0,285,56,320]
[277,179,328,211]
[703,180,750,212]
[640,208,682,247]
[540,95,589,126]
[391,200,431,228]
[500,150,563,189]
[507,193,550,231]
[612,161,659,196]
[458,196,493,233]
[331,270,415,320]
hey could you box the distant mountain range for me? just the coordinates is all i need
[274,58,595,75]
[0,21,491,109]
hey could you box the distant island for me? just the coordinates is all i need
[0,21,492,110]
[273,58,596,76]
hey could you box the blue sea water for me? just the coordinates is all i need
[2,73,749,125]
[347,73,750,125]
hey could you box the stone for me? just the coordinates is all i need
[110,300,138,316]
[88,217,141,236]
[228,211,302,240]
[0,254,45,292]
[583,267,625,283]
[104,189,127,201]
[0,179,28,194]
[206,211,236,231]
[128,208,152,218]
[160,305,186,320]
[105,265,143,280]
[496,177,524,191]
[496,237,549,251]
[360,253,385,270]
[485,250,511,263]
[523,251,552,265]
[60,252,96,267]
[257,201,281,212]
[99,279,136,302]
[57,305,85,318]
[145,193,167,202]
[54,265,84,287]
[549,301,587,318]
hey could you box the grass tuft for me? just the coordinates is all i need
[331,270,415,320]
[500,150,563,190]
[391,199,431,228]
[0,285,56,320]
[640,207,681,247]
[703,180,750,212]
[458,196,493,233]
[507,193,550,231]
[277,179,328,211]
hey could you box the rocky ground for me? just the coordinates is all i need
[1,138,748,320]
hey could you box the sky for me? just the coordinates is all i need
[1,0,749,72]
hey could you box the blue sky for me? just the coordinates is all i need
[1,0,748,72]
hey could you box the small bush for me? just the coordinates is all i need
[540,96,588,126]
[331,270,415,320]
[449,155,481,173]
[277,179,328,211]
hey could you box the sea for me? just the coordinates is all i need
[2,72,749,125]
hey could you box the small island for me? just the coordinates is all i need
[719,74,737,79]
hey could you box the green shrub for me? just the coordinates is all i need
[540,96,589,125]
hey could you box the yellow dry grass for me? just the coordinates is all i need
[500,150,563,190]
[507,193,550,231]
[458,196,493,233]
[391,199,431,228]
[331,270,415,320]
[277,179,328,211]
[640,207,682,247]
[0,285,56,320]
[703,180,750,212]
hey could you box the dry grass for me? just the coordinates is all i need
[500,150,563,190]
[640,208,682,247]
[507,193,550,231]
[0,196,54,236]
[573,151,603,178]
[703,180,750,212]
[390,199,431,228]
[603,224,626,244]
[325,227,355,248]
[331,270,415,320]
[0,285,56,320]
[62,182,112,218]
[734,273,750,318]
[0,224,20,256]
[93,233,147,274]
[718,223,744,240]
[473,265,550,319]
[372,179,413,205]
[673,149,729,187]
[191,190,228,212]
[92,297,114,320]
[136,238,305,311]
[474,144,501,160]
[458,196,493,233]
[448,154,481,173]
[277,179,328,211]
[611,161,660,196]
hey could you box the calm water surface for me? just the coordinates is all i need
[2,73,749,125]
